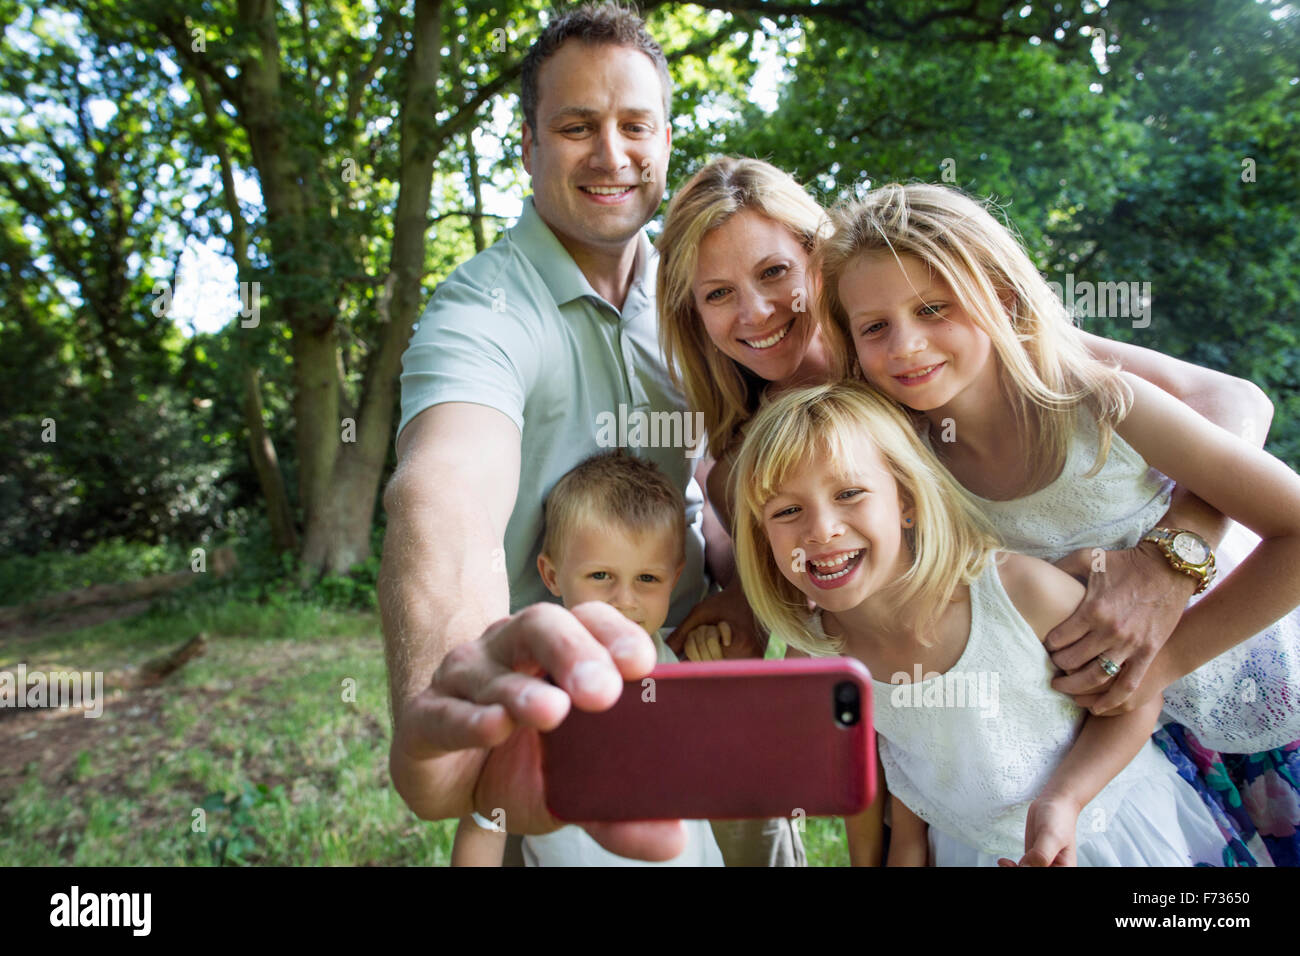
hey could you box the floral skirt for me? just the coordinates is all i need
[1153,724,1300,866]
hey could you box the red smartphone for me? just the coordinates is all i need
[541,657,874,822]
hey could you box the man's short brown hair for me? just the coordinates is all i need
[520,2,672,135]
[541,450,686,563]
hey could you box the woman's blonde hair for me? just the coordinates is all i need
[816,183,1132,486]
[732,380,999,657]
[657,156,848,459]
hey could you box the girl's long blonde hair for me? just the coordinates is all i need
[732,380,1000,657]
[815,183,1132,486]
[657,156,847,459]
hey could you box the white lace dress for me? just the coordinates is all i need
[807,558,1229,866]
[924,408,1300,753]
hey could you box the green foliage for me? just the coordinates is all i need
[3,0,1297,565]
[0,512,386,614]
[0,8,244,554]
[0,537,185,602]
[313,558,382,611]
[675,0,1300,466]
[1057,1,1300,465]
[201,781,287,866]
[0,383,244,555]
[198,518,386,610]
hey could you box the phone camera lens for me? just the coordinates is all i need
[833,681,860,727]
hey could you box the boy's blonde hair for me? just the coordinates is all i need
[815,183,1132,487]
[542,451,686,562]
[657,156,848,460]
[733,380,999,656]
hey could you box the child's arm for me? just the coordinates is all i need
[844,746,888,866]
[885,796,930,867]
[1011,696,1164,866]
[1056,372,1300,714]
[998,552,1163,866]
[696,453,738,589]
[1078,330,1273,447]
[450,815,507,867]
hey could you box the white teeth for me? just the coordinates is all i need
[899,364,940,379]
[583,186,632,195]
[810,550,860,569]
[809,549,863,580]
[744,322,792,350]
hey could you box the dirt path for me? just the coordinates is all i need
[0,635,387,828]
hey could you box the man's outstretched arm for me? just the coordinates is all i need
[379,402,686,858]
[380,402,521,818]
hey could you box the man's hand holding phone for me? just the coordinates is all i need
[388,600,690,861]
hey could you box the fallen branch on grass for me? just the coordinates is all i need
[125,633,208,689]
[0,549,236,629]
[0,634,209,722]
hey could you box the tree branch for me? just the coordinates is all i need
[155,16,247,113]
[300,0,318,109]
[427,209,510,225]
[0,164,91,295]
[664,14,748,64]
[193,71,251,276]
[347,11,396,126]
[426,61,524,159]
[695,0,1093,47]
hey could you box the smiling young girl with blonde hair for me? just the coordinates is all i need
[732,380,1230,865]
[818,182,1300,865]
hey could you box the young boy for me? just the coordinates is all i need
[450,451,725,866]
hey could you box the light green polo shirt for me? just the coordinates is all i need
[398,198,708,625]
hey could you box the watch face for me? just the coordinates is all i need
[1172,532,1210,565]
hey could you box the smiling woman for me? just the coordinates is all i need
[695,210,815,375]
[657,157,847,468]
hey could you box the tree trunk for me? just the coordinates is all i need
[195,68,298,557]
[296,0,443,579]
[158,0,444,582]
[467,131,487,253]
[243,366,298,552]
[292,323,342,553]
[297,452,378,575]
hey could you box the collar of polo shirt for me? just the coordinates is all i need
[513,197,654,315]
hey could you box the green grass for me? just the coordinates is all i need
[0,547,848,867]
[804,817,850,867]
[0,592,457,867]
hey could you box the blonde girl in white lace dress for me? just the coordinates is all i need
[731,381,1228,865]
[818,183,1300,865]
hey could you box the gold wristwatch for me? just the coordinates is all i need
[1140,527,1216,595]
